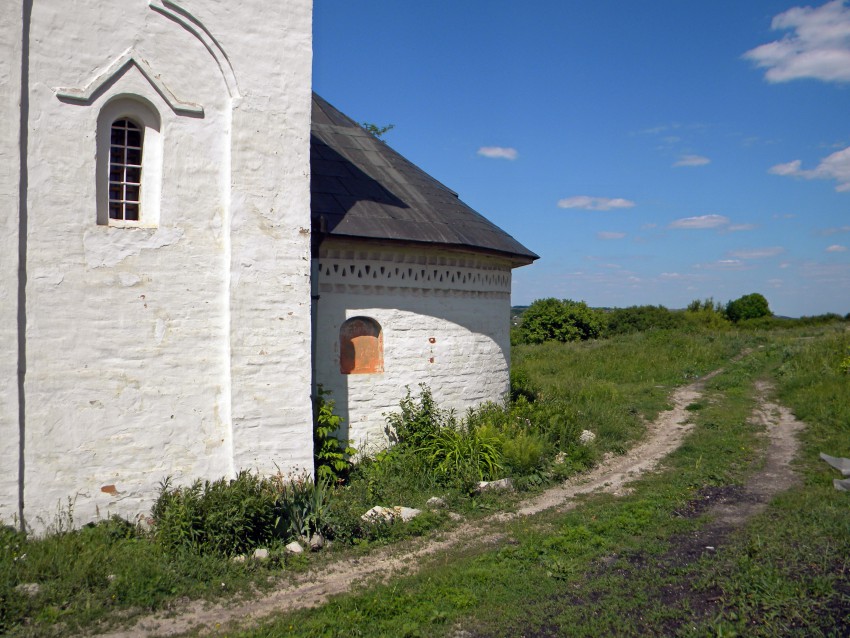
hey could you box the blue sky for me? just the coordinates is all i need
[313,1,850,317]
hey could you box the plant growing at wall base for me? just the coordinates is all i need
[314,388,356,483]
[277,474,332,540]
[384,384,450,449]
[422,424,503,488]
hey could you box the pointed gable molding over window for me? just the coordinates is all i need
[339,317,383,374]
[55,49,204,117]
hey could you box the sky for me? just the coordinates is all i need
[313,1,850,317]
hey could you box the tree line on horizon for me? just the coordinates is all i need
[512,293,850,345]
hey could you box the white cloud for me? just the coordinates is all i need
[728,223,757,231]
[669,214,730,229]
[822,225,850,234]
[673,154,711,167]
[477,146,518,160]
[694,259,751,271]
[557,196,636,211]
[769,146,850,191]
[768,278,784,288]
[827,244,848,252]
[597,231,626,240]
[727,246,785,259]
[744,0,850,83]
[769,160,803,176]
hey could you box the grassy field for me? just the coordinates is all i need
[2,324,849,637]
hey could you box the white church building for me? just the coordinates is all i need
[0,0,536,530]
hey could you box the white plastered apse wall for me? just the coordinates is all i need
[18,0,314,529]
[314,241,513,453]
[0,9,23,525]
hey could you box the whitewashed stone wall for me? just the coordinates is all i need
[314,241,513,453]
[0,9,23,525]
[3,0,314,530]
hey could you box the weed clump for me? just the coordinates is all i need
[152,472,330,557]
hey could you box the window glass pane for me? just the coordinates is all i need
[109,166,123,182]
[109,184,123,201]
[124,204,139,221]
[110,146,124,163]
[109,202,122,219]
[126,147,141,165]
[125,185,140,203]
[125,166,141,184]
[110,127,125,145]
[126,129,142,147]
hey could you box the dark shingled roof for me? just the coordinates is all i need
[311,93,538,264]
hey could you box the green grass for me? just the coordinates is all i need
[0,517,294,637]
[513,329,747,454]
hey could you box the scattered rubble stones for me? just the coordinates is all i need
[475,478,513,493]
[426,496,447,508]
[361,506,422,523]
[285,541,304,554]
[15,583,40,597]
[579,429,597,444]
[252,548,269,560]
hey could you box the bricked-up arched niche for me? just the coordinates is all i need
[339,317,383,374]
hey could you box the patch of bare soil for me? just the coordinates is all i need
[662,381,804,567]
[94,367,737,638]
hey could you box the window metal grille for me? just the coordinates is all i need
[108,119,143,221]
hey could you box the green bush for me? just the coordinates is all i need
[501,430,550,476]
[514,298,605,344]
[684,298,730,330]
[605,305,685,336]
[385,384,452,449]
[152,472,278,556]
[725,292,771,323]
[509,368,538,402]
[152,471,331,556]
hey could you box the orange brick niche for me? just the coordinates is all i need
[339,317,383,374]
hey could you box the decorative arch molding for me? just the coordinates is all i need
[148,0,241,98]
[55,49,204,117]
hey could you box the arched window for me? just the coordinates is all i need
[96,97,162,227]
[339,317,383,374]
[108,119,143,221]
